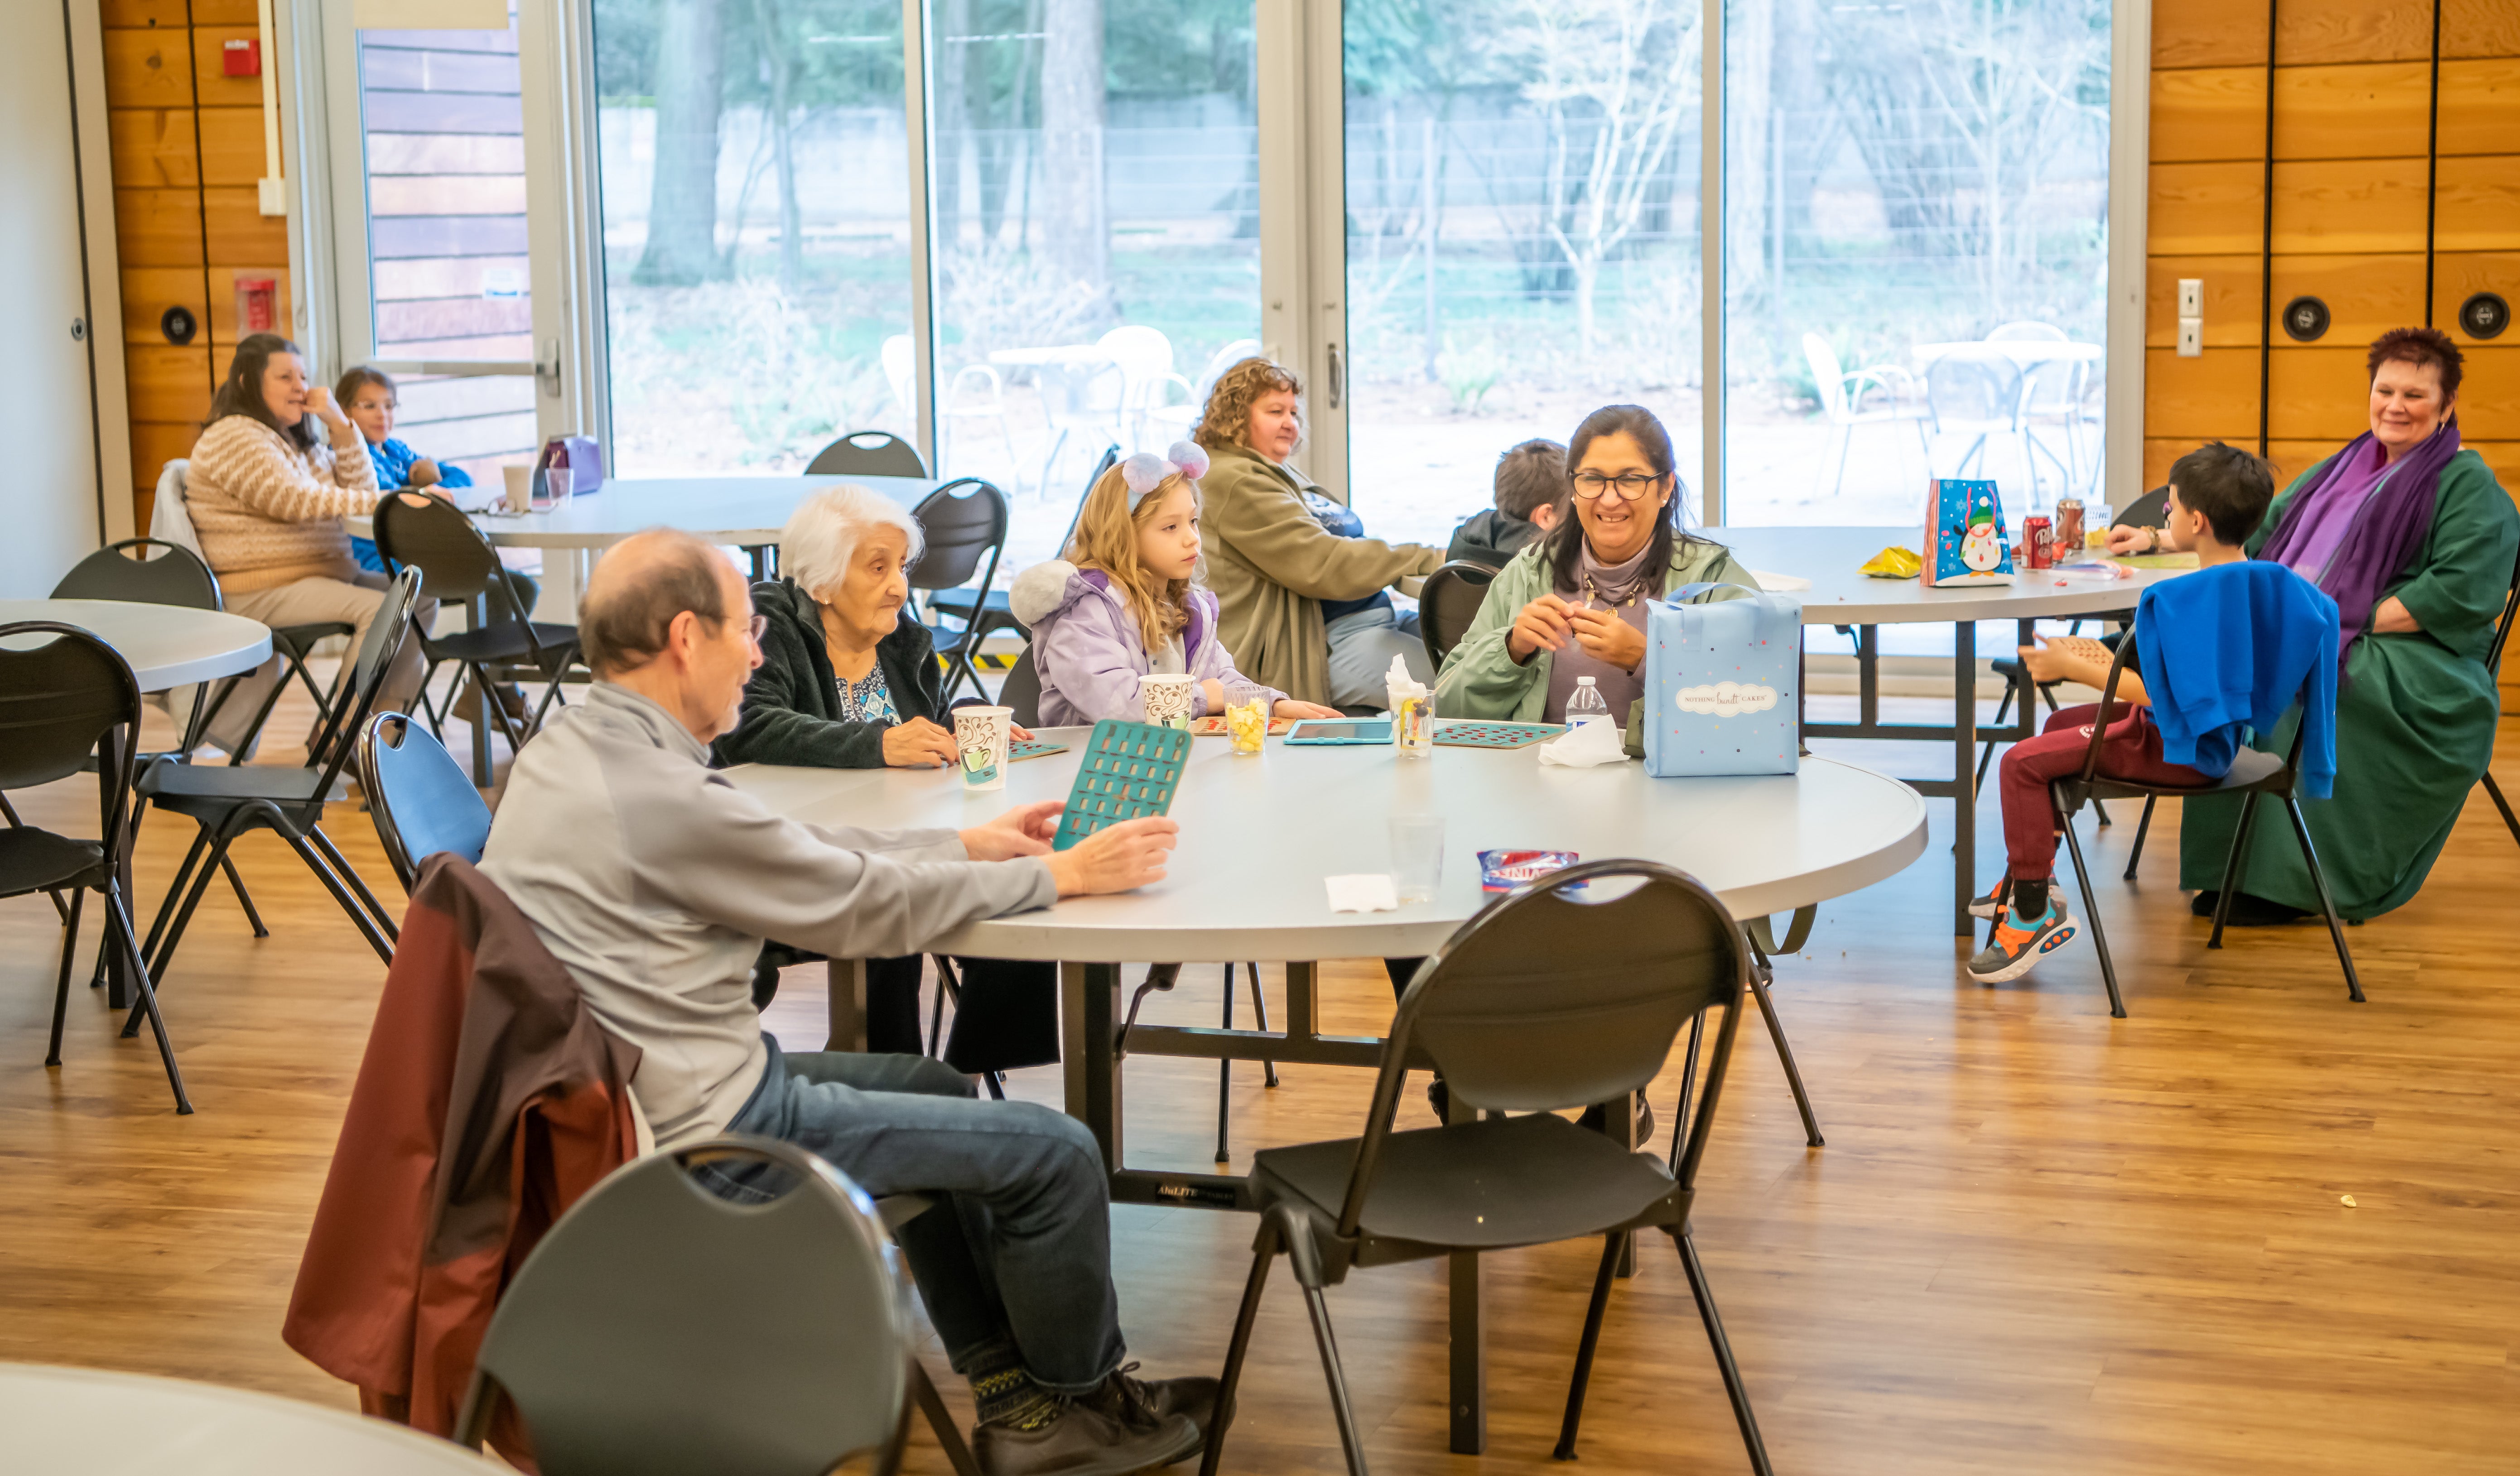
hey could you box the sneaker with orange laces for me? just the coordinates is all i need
[1969,876,2057,920]
[1967,901,2079,983]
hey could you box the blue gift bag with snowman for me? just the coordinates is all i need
[1642,584,1802,778]
[1923,478,2016,587]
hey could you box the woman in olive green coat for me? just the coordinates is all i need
[1194,357,1445,708]
[2172,328,2519,922]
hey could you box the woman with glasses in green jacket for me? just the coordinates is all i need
[1435,404,1761,724]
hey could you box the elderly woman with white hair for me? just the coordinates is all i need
[715,483,971,769]
[713,484,1055,1066]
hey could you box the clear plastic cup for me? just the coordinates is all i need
[1225,679,1269,754]
[1388,815,1444,902]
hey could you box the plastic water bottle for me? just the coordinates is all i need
[1564,675,1610,728]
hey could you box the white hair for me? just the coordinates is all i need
[781,484,925,598]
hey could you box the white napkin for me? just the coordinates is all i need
[1745,569,1813,591]
[1536,719,1630,768]
[1325,874,1400,912]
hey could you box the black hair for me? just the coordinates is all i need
[207,333,318,453]
[2167,441,2276,546]
[1542,404,1707,593]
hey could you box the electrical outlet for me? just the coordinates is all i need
[2177,278,2204,318]
[2176,318,2203,357]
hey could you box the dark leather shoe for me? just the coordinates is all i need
[972,1399,1200,1476]
[1576,1092,1657,1144]
[1084,1362,1221,1439]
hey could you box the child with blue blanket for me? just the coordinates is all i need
[1971,443,2339,984]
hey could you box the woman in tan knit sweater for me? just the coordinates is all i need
[188,333,435,753]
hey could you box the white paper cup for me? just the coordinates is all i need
[501,463,532,514]
[954,706,1012,791]
[1138,673,1195,731]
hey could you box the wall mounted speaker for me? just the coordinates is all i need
[159,304,197,346]
[2459,292,2509,340]
[2281,296,2329,342]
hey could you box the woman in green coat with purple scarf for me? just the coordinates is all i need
[2172,328,2519,923]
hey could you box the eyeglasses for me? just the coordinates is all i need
[712,612,769,644]
[1570,471,1666,501]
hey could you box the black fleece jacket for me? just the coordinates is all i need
[709,577,946,769]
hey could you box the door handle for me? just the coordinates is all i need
[1325,342,1343,410]
[535,337,562,398]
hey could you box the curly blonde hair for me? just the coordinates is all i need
[1192,357,1303,455]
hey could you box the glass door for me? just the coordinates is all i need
[322,2,563,489]
[1340,0,1705,551]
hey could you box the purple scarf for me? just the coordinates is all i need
[2256,416,2462,657]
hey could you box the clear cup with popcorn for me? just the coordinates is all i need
[1224,679,1269,754]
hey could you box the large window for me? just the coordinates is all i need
[1720,0,2114,526]
[591,0,914,476]
[1344,0,1703,550]
[930,0,1261,571]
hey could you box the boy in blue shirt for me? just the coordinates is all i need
[337,366,491,572]
[1969,443,2276,984]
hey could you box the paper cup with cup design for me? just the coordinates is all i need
[953,706,1012,791]
[1137,673,1196,732]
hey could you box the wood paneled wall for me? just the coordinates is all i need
[2147,0,2520,492]
[102,0,289,533]
[2148,0,2520,701]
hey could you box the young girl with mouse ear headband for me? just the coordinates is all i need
[1003,438,1340,728]
[1118,440,1211,508]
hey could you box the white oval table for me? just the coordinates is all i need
[1705,525,2189,932]
[0,599,272,691]
[732,732,1924,1452]
[0,1364,493,1473]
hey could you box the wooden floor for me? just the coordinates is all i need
[4,683,2517,1474]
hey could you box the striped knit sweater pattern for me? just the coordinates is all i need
[186,414,381,593]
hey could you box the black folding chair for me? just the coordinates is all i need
[357,712,491,892]
[934,447,1119,651]
[2021,615,2361,1018]
[373,491,583,781]
[2470,546,2520,848]
[132,570,421,997]
[1200,860,1773,1476]
[454,1137,978,1476]
[907,478,1012,705]
[1417,560,1497,670]
[805,429,929,478]
[0,622,189,1112]
[42,539,267,941]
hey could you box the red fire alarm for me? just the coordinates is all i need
[223,38,259,77]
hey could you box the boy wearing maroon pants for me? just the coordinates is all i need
[1969,444,2276,983]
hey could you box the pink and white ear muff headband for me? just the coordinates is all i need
[1120,441,1211,508]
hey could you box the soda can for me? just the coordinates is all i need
[2024,515,2053,569]
[2054,498,2085,554]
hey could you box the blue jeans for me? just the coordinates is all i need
[1325,605,1430,709]
[703,1037,1125,1392]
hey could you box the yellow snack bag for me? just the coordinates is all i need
[1860,545,1922,579]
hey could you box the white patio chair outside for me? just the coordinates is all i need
[1804,333,1929,498]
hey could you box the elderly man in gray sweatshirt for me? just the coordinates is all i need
[482,529,1207,1476]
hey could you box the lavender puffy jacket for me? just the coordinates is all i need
[1008,560,1283,727]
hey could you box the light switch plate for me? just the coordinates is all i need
[2176,318,2203,357]
[2177,278,2204,318]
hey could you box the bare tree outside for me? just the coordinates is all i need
[635,0,728,285]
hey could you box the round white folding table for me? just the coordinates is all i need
[730,728,1925,1452]
[0,598,272,690]
[342,473,943,621]
[0,1364,493,1473]
[0,600,272,1005]
[1705,525,2190,931]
